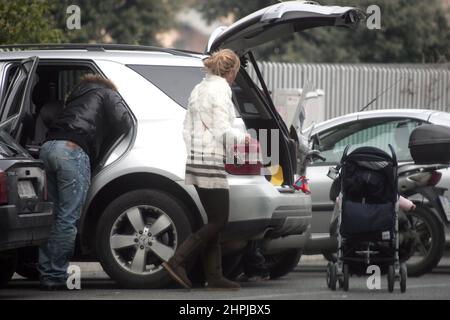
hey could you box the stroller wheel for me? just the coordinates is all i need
[326,263,337,290]
[400,263,407,293]
[343,264,349,292]
[387,265,395,293]
[326,263,332,288]
[338,277,344,289]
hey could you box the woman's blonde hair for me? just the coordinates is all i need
[203,49,241,78]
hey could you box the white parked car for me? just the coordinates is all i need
[0,1,365,288]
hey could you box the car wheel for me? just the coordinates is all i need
[15,247,39,280]
[96,189,192,288]
[402,205,445,277]
[265,249,302,279]
[0,250,18,288]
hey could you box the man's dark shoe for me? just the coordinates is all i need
[162,261,192,289]
[39,283,68,291]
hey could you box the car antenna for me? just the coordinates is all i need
[359,76,403,112]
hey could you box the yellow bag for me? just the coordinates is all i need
[269,165,283,186]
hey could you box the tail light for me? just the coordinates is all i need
[428,171,442,186]
[0,170,8,204]
[225,139,263,175]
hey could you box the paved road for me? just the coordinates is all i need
[1,257,449,300]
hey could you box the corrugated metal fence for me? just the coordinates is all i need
[248,62,450,120]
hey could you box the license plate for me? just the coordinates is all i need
[438,195,450,221]
[18,180,37,199]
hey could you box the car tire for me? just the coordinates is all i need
[96,189,192,289]
[265,249,302,279]
[402,205,445,277]
[0,250,18,288]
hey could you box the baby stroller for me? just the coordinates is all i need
[326,145,407,293]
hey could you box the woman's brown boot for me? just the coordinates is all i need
[202,244,240,290]
[162,234,203,289]
[162,260,192,289]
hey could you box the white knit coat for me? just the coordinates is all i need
[183,73,246,189]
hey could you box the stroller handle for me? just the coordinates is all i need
[341,144,398,166]
[388,144,398,167]
[341,144,351,164]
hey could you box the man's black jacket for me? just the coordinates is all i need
[46,81,132,168]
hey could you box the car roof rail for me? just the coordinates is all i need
[0,43,192,57]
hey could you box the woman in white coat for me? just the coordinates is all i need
[163,49,250,290]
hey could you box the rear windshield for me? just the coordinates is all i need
[127,65,205,109]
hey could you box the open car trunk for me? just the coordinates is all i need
[233,63,297,185]
[207,1,363,186]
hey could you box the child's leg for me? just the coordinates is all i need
[399,196,416,211]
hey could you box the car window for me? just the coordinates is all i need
[232,86,259,115]
[231,72,270,119]
[127,65,205,109]
[314,118,423,164]
[58,69,92,101]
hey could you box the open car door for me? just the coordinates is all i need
[0,57,39,142]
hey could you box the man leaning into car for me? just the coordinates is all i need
[38,74,132,291]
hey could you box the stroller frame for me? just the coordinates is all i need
[326,145,407,293]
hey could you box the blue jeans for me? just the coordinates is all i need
[38,140,91,285]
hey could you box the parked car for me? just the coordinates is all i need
[0,75,53,287]
[303,109,450,275]
[0,2,364,288]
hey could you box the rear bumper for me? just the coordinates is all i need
[0,202,53,251]
[268,187,312,238]
[226,177,311,240]
[180,175,312,250]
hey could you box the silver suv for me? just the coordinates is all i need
[0,2,362,288]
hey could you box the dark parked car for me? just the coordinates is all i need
[0,59,53,287]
